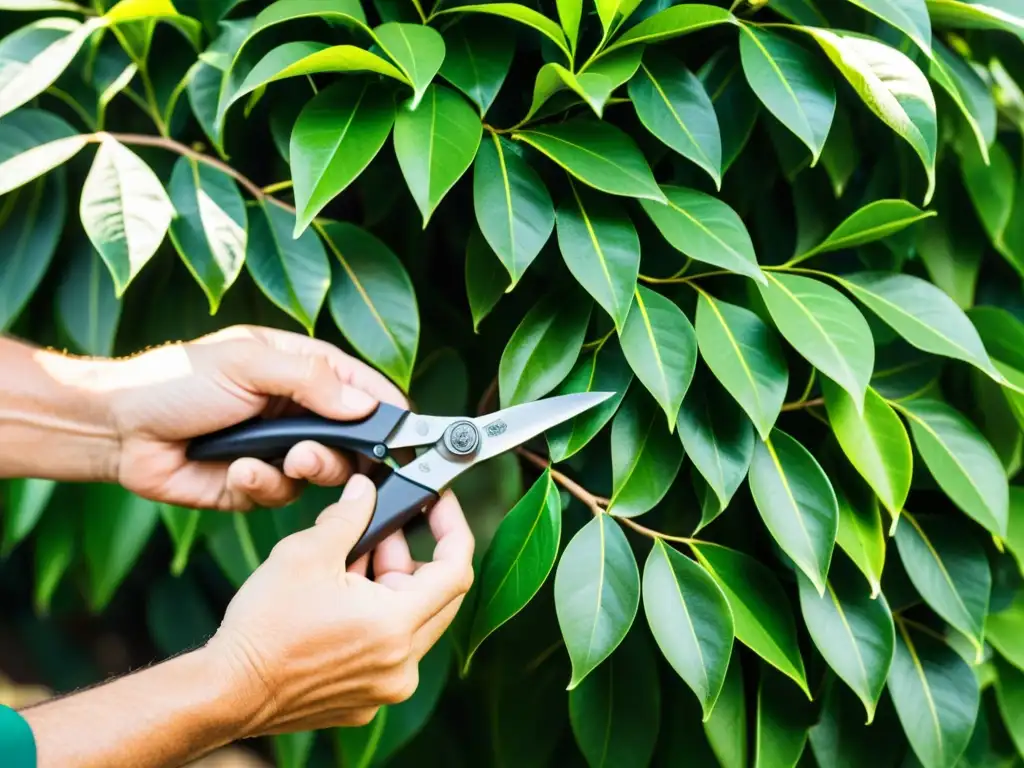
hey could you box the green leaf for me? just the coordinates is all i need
[987,588,1024,672]
[738,24,836,163]
[835,271,1000,382]
[554,514,640,689]
[245,200,330,334]
[79,137,174,297]
[629,49,722,188]
[695,293,789,441]
[166,157,247,313]
[822,380,911,529]
[83,484,160,611]
[160,505,201,577]
[2,478,55,557]
[748,428,839,595]
[394,83,482,227]
[640,185,764,284]
[437,18,514,117]
[677,374,756,526]
[512,118,666,203]
[834,477,886,597]
[522,48,642,122]
[704,652,748,768]
[888,620,979,768]
[465,470,561,666]
[754,666,814,768]
[643,539,734,719]
[273,732,314,768]
[373,22,445,110]
[929,38,996,163]
[894,512,991,659]
[757,272,874,412]
[290,80,396,236]
[498,292,591,407]
[691,542,809,696]
[434,3,570,59]
[609,385,685,518]
[1,172,65,332]
[926,0,1024,40]
[895,398,1008,537]
[802,28,937,203]
[797,553,895,723]
[993,654,1024,759]
[555,182,639,331]
[322,221,419,392]
[603,4,736,52]
[0,17,103,119]
[698,47,760,174]
[796,199,936,259]
[464,227,508,332]
[56,237,121,357]
[474,132,555,289]
[960,136,1016,262]
[568,628,659,768]
[809,675,904,767]
[556,0,581,51]
[0,108,87,197]
[546,339,634,462]
[33,505,74,616]
[845,0,931,52]
[592,0,643,36]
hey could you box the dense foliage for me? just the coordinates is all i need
[2,0,1024,765]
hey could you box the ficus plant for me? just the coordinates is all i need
[2,0,1024,764]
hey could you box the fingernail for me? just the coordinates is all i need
[340,386,375,413]
[341,474,371,501]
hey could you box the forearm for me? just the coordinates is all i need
[0,337,119,482]
[20,647,258,768]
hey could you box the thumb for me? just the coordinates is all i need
[313,475,378,558]
[231,341,377,420]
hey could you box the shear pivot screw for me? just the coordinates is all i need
[443,421,480,456]
[372,444,387,458]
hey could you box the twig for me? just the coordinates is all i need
[477,377,498,416]
[780,397,824,412]
[84,132,296,213]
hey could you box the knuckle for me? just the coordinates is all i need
[375,619,413,667]
[269,534,309,563]
[379,668,418,705]
[347,707,379,727]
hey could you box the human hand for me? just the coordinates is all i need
[205,475,474,734]
[95,325,407,510]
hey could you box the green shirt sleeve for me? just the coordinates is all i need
[0,704,36,767]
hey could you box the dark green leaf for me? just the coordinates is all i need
[33,505,74,615]
[993,654,1024,759]
[554,514,640,688]
[438,18,514,117]
[2,478,55,557]
[273,732,314,768]
[55,237,122,357]
[704,645,747,768]
[930,38,995,162]
[754,666,814,768]
[0,107,86,197]
[159,505,201,577]
[797,200,935,259]
[834,474,887,597]
[433,3,570,59]
[698,47,760,174]
[603,4,736,51]
[846,0,931,52]
[373,22,446,110]
[464,227,509,333]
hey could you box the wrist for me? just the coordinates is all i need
[200,630,276,740]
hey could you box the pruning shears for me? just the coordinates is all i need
[185,391,614,562]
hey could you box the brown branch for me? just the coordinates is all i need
[476,376,498,416]
[85,132,296,214]
[780,397,824,412]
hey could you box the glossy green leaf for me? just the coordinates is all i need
[888,621,979,768]
[758,272,874,412]
[2,478,55,557]
[290,80,396,236]
[802,28,937,203]
[643,539,734,718]
[628,49,721,187]
[677,375,756,525]
[704,652,747,768]
[809,675,904,768]
[754,666,814,768]
[166,157,247,313]
[822,380,911,528]
[498,292,591,407]
[748,428,839,595]
[568,628,659,768]
[698,47,760,174]
[1,173,65,332]
[894,512,991,658]
[603,4,736,52]
[640,186,764,284]
[926,0,1023,40]
[555,514,640,689]
[691,542,809,695]
[896,398,1008,537]
[56,238,121,358]
[522,48,642,121]
[160,505,202,577]
[846,0,931,51]
[695,293,788,440]
[618,285,697,430]
[993,654,1024,759]
[834,478,886,597]
[960,137,1017,265]
[0,108,86,197]
[245,201,330,334]
[608,385,685,518]
[394,83,482,227]
[512,118,666,203]
[434,3,570,59]
[797,553,895,723]
[465,470,560,667]
[322,221,418,391]
[546,339,634,462]
[738,24,836,162]
[464,227,509,332]
[80,137,174,297]
[83,484,160,611]
[930,38,996,163]
[474,133,555,289]
[272,732,314,768]
[33,506,74,616]
[437,18,514,117]
[556,182,639,331]
[988,588,1024,672]
[796,199,935,259]
[373,22,445,110]
[592,0,643,36]
[0,17,103,119]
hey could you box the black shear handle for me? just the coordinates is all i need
[346,472,440,563]
[184,402,408,464]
